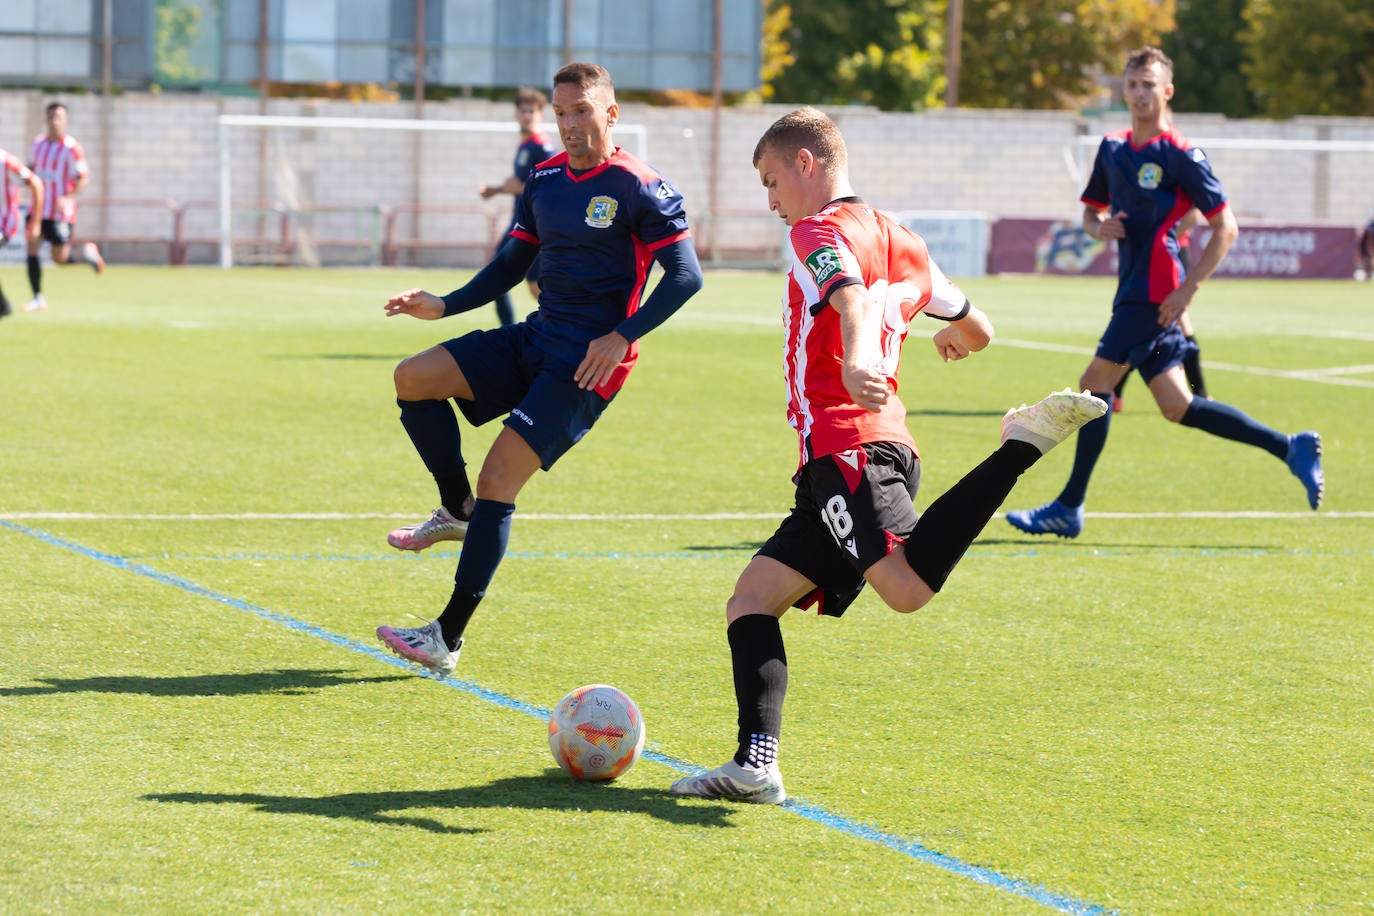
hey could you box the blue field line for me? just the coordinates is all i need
[6,518,1113,916]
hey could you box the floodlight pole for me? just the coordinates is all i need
[944,0,963,108]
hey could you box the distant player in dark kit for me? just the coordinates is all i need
[375,62,703,676]
[480,87,558,325]
[668,107,1106,805]
[1006,47,1324,540]
[24,101,104,312]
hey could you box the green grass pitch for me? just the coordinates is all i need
[1,265,1370,913]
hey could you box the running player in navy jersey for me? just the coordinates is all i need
[669,107,1106,804]
[1007,48,1323,540]
[480,87,558,325]
[375,62,703,675]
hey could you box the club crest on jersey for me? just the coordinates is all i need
[804,246,843,286]
[585,195,619,228]
[1137,163,1163,190]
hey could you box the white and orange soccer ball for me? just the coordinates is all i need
[547,684,646,781]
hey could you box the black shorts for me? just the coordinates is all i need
[757,441,921,618]
[39,220,73,247]
[441,322,611,470]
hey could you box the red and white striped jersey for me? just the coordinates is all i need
[780,198,968,471]
[29,133,88,222]
[0,148,34,239]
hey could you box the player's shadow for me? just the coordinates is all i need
[146,773,739,833]
[683,541,765,553]
[906,408,1006,418]
[0,668,408,698]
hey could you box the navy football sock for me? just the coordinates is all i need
[438,498,515,647]
[728,615,787,768]
[494,292,515,326]
[1179,398,1287,459]
[1183,336,1208,398]
[397,398,471,512]
[1056,391,1113,507]
[904,440,1040,593]
[26,255,41,295]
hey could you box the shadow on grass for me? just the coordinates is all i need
[0,668,408,697]
[145,772,739,834]
[906,408,1007,418]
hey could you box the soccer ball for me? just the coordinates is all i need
[547,684,646,781]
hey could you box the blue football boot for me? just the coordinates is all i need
[1005,499,1085,539]
[1285,431,1324,510]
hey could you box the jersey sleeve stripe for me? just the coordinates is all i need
[645,229,690,252]
[510,228,539,245]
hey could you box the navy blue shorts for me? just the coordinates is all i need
[441,323,611,470]
[756,441,921,618]
[1095,301,1198,383]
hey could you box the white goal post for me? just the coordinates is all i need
[216,114,648,269]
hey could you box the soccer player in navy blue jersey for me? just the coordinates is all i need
[480,87,558,325]
[375,62,704,675]
[1007,47,1324,540]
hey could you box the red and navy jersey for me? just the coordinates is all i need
[506,131,558,225]
[1,148,34,239]
[513,131,558,184]
[510,147,690,393]
[29,133,87,222]
[782,198,968,471]
[1081,128,1227,306]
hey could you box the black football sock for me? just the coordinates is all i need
[728,614,787,768]
[437,499,515,648]
[904,440,1040,593]
[1057,391,1114,507]
[26,255,41,295]
[494,292,515,326]
[397,398,471,511]
[1113,374,1127,399]
[1183,336,1208,398]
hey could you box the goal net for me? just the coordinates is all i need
[215,114,647,269]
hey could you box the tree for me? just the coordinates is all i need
[955,0,1174,109]
[764,0,946,111]
[1242,0,1374,117]
[1162,0,1258,117]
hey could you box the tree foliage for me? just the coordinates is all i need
[154,0,206,86]
[956,0,1174,109]
[1241,0,1374,117]
[764,0,946,111]
[1162,0,1258,117]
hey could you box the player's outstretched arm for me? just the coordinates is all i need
[383,288,445,320]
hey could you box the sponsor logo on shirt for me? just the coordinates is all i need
[533,167,561,179]
[804,246,843,286]
[1137,162,1163,190]
[585,195,619,228]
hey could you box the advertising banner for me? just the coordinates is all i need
[989,218,1360,279]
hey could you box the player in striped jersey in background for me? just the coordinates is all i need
[0,148,44,319]
[23,101,105,312]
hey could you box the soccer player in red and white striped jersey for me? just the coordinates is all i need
[23,102,104,312]
[670,107,1106,804]
[0,148,44,318]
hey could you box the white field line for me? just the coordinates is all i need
[994,338,1374,389]
[1,511,1370,521]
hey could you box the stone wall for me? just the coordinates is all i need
[2,90,1370,266]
